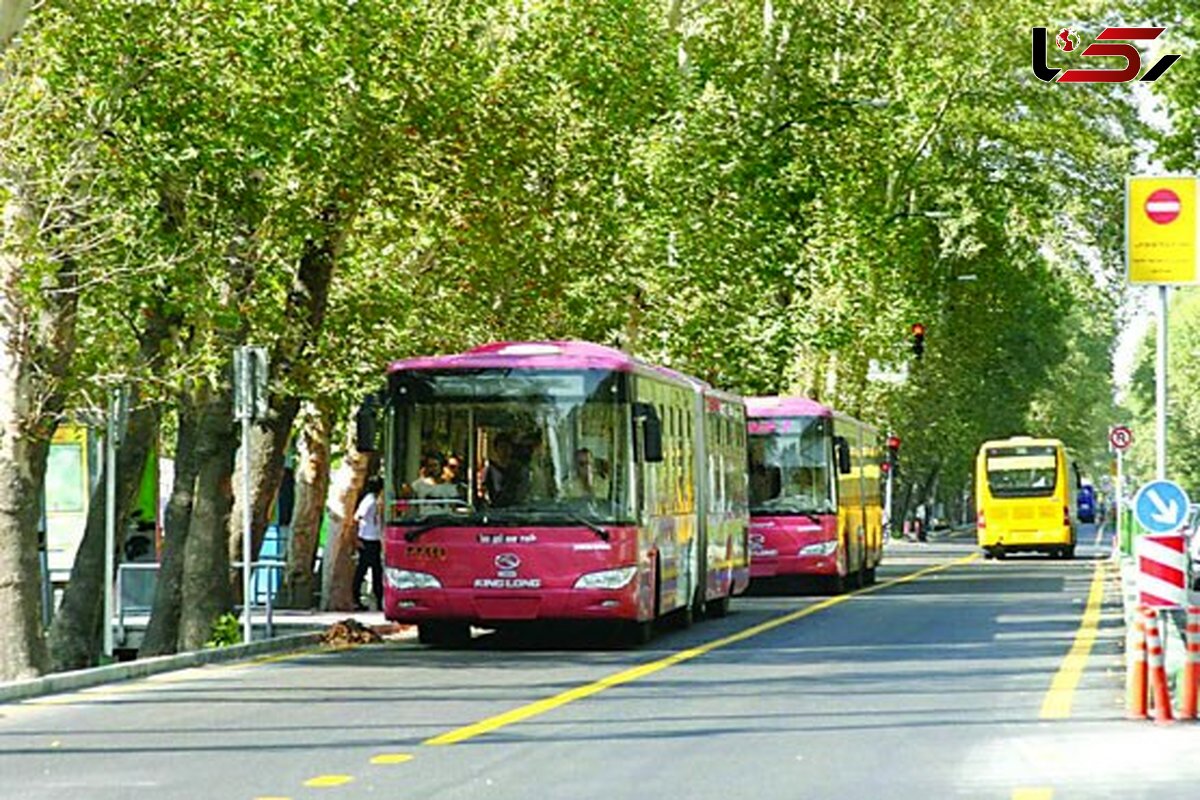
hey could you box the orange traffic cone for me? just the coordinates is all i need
[1182,605,1200,720]
[1126,604,1148,720]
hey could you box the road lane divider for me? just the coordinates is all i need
[424,553,980,746]
[370,753,414,765]
[1012,788,1053,800]
[303,775,354,788]
[1040,562,1106,719]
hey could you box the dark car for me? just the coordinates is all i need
[1077,485,1096,524]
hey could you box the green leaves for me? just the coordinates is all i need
[3,0,1133,488]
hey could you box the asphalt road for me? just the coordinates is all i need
[4,525,1198,800]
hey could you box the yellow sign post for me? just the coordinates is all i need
[1127,175,1199,486]
[1127,176,1198,285]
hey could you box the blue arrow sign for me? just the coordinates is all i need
[1133,479,1191,534]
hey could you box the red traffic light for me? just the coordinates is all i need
[911,323,926,336]
[887,435,901,450]
[881,462,892,474]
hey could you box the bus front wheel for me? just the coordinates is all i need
[622,618,654,646]
[418,622,472,648]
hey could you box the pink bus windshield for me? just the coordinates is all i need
[386,367,635,528]
[748,415,835,516]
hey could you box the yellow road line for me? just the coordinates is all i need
[370,753,414,765]
[1039,562,1106,719]
[303,775,354,788]
[1013,788,1053,800]
[425,553,980,746]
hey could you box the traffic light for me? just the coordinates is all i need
[911,323,926,359]
[886,435,900,475]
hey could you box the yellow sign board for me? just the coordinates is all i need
[1127,176,1198,285]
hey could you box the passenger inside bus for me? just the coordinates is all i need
[563,447,610,499]
[414,453,462,511]
[480,433,531,507]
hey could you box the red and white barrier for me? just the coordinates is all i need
[1137,533,1188,609]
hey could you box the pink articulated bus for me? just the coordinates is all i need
[745,397,883,593]
[363,341,750,645]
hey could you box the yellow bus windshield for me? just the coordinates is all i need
[985,446,1058,498]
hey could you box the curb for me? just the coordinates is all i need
[0,632,327,705]
[0,620,418,706]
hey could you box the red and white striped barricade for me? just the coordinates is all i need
[1137,533,1188,609]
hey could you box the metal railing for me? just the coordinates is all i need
[115,562,160,645]
[115,559,290,645]
[231,559,287,640]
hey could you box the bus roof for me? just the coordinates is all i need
[388,340,712,391]
[979,435,1065,450]
[745,396,832,419]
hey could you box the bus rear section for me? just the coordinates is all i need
[746,397,881,592]
[976,438,1075,559]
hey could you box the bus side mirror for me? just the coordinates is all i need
[834,436,852,475]
[355,392,379,453]
[634,402,664,463]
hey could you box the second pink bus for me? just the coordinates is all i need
[745,396,883,592]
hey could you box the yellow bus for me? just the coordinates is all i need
[975,436,1077,559]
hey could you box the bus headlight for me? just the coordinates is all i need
[573,566,637,590]
[385,568,442,590]
[799,541,838,556]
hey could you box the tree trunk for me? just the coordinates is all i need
[48,296,177,670]
[227,209,343,588]
[0,430,50,681]
[177,386,237,651]
[139,400,199,656]
[46,404,159,670]
[0,165,78,679]
[280,402,331,609]
[321,439,372,612]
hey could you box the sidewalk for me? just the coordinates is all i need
[1,610,412,705]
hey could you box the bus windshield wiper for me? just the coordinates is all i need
[484,506,611,541]
[560,510,610,542]
[399,513,470,542]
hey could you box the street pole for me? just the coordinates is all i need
[1116,447,1125,553]
[234,346,268,644]
[884,455,895,539]
[242,411,253,644]
[1157,285,1168,480]
[103,390,118,662]
[240,363,253,645]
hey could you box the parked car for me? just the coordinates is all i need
[1076,484,1096,524]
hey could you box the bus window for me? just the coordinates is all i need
[985,446,1057,498]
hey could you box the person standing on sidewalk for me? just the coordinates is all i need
[353,476,385,611]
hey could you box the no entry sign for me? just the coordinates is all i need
[1127,176,1198,285]
[1146,189,1182,224]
